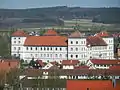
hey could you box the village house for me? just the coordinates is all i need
[87,59,120,69]
[61,60,80,69]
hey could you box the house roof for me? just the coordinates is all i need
[67,80,120,90]
[109,65,120,70]
[12,30,29,37]
[36,60,44,67]
[90,59,120,65]
[95,31,109,37]
[24,36,67,46]
[62,60,79,65]
[43,29,58,36]
[86,35,107,46]
[0,59,20,71]
[22,68,120,77]
[69,31,83,38]
[74,66,89,69]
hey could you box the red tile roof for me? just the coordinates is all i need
[96,31,109,37]
[69,31,83,38]
[0,59,20,71]
[36,60,44,67]
[74,66,89,69]
[62,60,79,65]
[109,65,120,70]
[50,61,58,65]
[67,80,120,90]
[86,35,107,46]
[24,36,67,46]
[43,29,58,36]
[12,30,29,37]
[90,59,120,65]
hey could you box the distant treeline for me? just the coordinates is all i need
[0,6,120,24]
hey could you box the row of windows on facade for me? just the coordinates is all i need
[94,64,112,67]
[14,54,67,58]
[25,53,68,58]
[14,37,21,39]
[70,41,86,44]
[14,41,21,44]
[13,47,67,51]
[26,47,67,51]
[69,46,113,51]
[70,54,87,58]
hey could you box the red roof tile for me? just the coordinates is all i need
[109,65,120,70]
[86,36,107,46]
[0,59,20,71]
[44,29,58,36]
[74,66,89,69]
[67,80,119,90]
[12,30,29,37]
[50,61,58,65]
[62,60,79,65]
[91,59,120,65]
[24,36,67,46]
[69,31,83,38]
[36,60,44,67]
[96,31,109,37]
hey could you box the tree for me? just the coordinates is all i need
[6,68,20,90]
[0,70,6,90]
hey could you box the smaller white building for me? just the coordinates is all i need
[87,59,120,69]
[61,60,80,69]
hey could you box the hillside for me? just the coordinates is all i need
[0,6,120,23]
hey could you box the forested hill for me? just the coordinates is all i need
[0,6,120,24]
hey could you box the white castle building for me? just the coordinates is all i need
[11,29,114,62]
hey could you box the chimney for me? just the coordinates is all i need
[8,62,11,67]
[0,59,4,63]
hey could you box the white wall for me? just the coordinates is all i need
[11,36,26,59]
[63,65,74,69]
[68,38,88,62]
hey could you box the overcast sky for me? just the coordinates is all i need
[0,0,120,9]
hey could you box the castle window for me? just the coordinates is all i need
[71,41,73,44]
[55,54,58,57]
[76,55,78,58]
[71,48,73,51]
[51,47,52,50]
[76,48,78,51]
[47,47,49,50]
[71,55,73,58]
[41,47,42,50]
[60,48,62,51]
[35,47,37,50]
[26,47,28,50]
[18,37,20,39]
[18,41,21,43]
[31,47,32,50]
[14,41,16,43]
[14,38,16,39]
[59,54,62,57]
[14,47,16,50]
[18,47,20,50]
[56,47,57,50]
[44,47,46,50]
[76,41,78,44]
